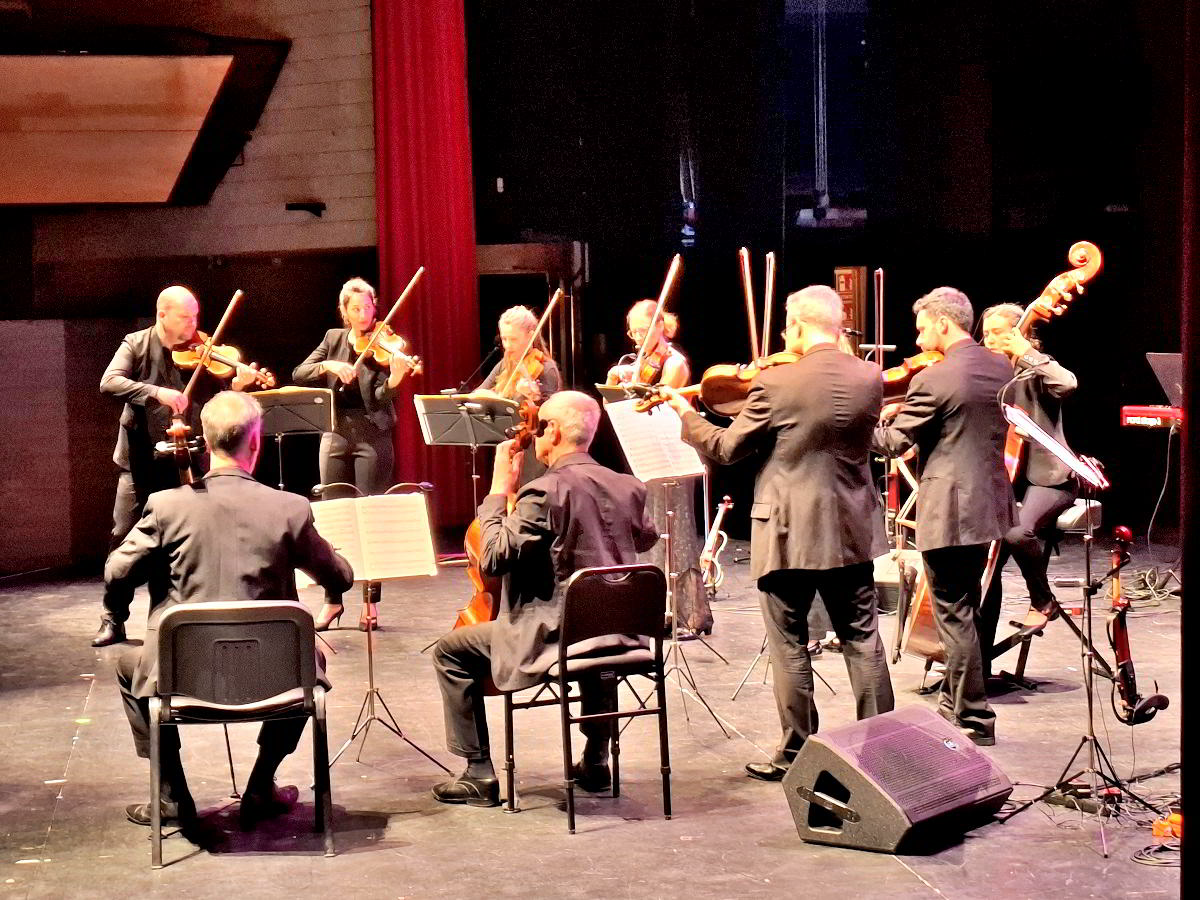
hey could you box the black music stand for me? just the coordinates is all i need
[1145,352,1183,409]
[414,393,520,507]
[1001,405,1160,853]
[256,387,335,491]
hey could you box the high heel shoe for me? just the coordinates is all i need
[359,602,379,632]
[314,603,344,632]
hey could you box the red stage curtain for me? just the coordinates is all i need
[372,0,479,532]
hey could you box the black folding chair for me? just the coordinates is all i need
[502,564,672,833]
[149,602,333,867]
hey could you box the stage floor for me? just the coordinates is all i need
[0,538,1181,898]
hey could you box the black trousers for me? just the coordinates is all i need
[979,482,1077,672]
[922,544,995,731]
[102,466,182,623]
[757,564,895,766]
[319,412,393,606]
[116,647,308,793]
[432,621,614,762]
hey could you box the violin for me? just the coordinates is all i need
[352,322,423,374]
[454,400,540,631]
[1106,526,1169,726]
[172,331,277,388]
[495,289,563,400]
[699,496,733,592]
[880,351,943,403]
[633,352,800,415]
[495,347,546,399]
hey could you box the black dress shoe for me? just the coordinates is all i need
[239,784,300,829]
[570,761,612,793]
[745,762,788,782]
[432,774,500,807]
[92,618,126,647]
[126,800,186,826]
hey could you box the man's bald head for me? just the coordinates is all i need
[156,285,197,314]
[154,285,199,346]
[539,390,600,450]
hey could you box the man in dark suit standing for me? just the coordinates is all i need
[106,392,354,834]
[658,285,895,781]
[978,302,1079,669]
[874,287,1017,745]
[431,391,659,807]
[93,286,259,647]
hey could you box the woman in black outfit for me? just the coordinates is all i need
[293,277,418,631]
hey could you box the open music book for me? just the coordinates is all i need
[603,396,706,483]
[297,492,438,586]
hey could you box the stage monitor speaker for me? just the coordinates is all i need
[782,706,1012,853]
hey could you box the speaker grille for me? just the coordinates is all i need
[823,707,1009,823]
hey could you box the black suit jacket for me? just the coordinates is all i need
[101,326,223,473]
[104,468,354,697]
[292,328,399,431]
[873,339,1017,551]
[478,452,659,692]
[680,344,888,578]
[1006,349,1077,486]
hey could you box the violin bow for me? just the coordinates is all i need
[760,252,776,358]
[181,289,244,401]
[629,253,683,382]
[738,247,760,363]
[348,266,426,375]
[499,287,565,399]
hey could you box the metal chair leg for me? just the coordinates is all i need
[504,694,519,813]
[149,698,163,869]
[560,677,577,834]
[656,669,672,820]
[313,691,335,857]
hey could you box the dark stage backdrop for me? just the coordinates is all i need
[373,0,480,530]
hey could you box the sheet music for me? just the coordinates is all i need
[297,498,365,588]
[605,398,706,483]
[1003,403,1107,488]
[356,493,438,581]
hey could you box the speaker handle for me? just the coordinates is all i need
[794,786,862,823]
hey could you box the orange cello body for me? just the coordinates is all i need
[452,399,539,631]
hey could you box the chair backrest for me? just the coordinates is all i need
[559,564,666,649]
[313,482,363,501]
[157,602,317,705]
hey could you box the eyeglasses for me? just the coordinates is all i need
[535,417,554,437]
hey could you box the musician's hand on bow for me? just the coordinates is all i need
[490,438,523,496]
[323,360,357,384]
[157,387,189,415]
[231,362,259,391]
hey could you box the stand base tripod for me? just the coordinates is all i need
[330,583,451,773]
[730,634,837,701]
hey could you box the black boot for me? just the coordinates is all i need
[92,616,126,647]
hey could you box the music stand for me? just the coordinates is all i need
[315,484,451,774]
[415,393,521,508]
[256,387,335,491]
[1001,404,1160,853]
[1145,352,1183,409]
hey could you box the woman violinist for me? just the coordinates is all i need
[609,299,714,635]
[477,305,562,405]
[292,277,419,631]
[473,305,562,482]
